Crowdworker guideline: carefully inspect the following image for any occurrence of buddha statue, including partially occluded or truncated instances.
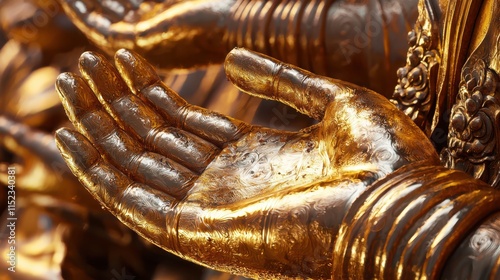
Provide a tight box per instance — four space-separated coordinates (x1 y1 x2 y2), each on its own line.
2 0 500 278
53 0 500 279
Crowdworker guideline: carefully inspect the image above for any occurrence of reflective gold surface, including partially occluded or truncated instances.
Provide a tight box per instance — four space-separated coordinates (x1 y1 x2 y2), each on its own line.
57 0 418 95
54 48 439 278
2 0 500 279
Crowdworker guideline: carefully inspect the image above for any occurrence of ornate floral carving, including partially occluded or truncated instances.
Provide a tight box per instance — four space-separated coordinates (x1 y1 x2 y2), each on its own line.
441 59 500 188
391 22 440 134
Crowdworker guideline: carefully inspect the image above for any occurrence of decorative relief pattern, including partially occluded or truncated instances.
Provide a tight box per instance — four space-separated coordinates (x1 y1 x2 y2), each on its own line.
441 59 500 188
391 22 440 134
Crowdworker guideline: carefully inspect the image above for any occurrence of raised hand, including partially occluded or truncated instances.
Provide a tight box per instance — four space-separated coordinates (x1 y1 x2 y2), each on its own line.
55 48 439 279
56 0 417 97
57 0 235 69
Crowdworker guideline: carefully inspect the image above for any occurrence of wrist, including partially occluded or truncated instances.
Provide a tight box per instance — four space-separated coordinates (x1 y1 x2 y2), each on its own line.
333 162 500 279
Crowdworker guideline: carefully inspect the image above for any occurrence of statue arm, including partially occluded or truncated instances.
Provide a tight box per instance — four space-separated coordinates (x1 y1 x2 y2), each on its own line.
57 0 417 94
332 161 500 279
54 47 500 279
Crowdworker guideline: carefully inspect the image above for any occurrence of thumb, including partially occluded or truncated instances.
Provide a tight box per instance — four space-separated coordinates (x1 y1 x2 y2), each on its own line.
224 48 345 120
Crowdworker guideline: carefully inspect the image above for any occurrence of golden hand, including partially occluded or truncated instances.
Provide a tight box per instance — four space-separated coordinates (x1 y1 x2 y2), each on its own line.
58 0 235 69
57 0 417 96
55 48 438 279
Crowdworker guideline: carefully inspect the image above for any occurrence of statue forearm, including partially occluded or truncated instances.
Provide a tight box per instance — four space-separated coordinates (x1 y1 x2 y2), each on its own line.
334 162 500 279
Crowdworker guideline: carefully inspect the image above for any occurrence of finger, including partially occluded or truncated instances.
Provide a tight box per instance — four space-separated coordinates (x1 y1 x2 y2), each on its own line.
0 115 65 169
60 0 231 69
224 48 340 120
56 72 196 198
55 128 174 246
114 49 250 147
78 51 220 173
58 0 135 52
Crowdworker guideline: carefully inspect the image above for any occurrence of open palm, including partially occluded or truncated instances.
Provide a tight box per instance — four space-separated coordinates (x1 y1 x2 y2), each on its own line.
55 48 438 279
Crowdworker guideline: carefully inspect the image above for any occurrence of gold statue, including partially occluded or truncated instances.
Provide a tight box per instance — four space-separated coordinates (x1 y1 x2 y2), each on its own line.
54 44 500 279
57 0 418 95
55 47 439 279
2 0 500 278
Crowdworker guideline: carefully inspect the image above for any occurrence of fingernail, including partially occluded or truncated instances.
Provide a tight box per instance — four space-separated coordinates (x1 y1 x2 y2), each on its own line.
56 72 99 118
79 51 100 72
115 49 159 93
55 128 100 171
